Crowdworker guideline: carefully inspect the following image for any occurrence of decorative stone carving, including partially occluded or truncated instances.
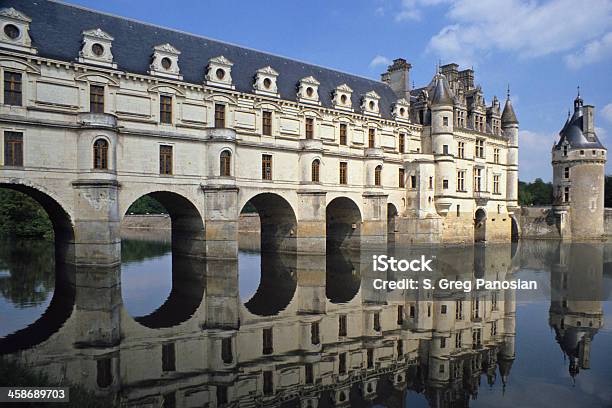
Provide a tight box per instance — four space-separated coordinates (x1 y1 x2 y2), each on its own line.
332 83 353 111
392 97 410 121
253 66 279 97
361 90 381 116
149 43 182 80
0 7 36 54
205 55 234 89
297 76 320 105
78 28 116 68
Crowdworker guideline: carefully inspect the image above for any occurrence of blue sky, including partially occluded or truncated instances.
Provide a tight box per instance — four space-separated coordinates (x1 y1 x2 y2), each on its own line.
67 0 612 181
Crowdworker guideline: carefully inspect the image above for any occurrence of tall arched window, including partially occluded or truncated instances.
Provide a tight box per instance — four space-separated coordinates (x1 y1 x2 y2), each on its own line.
311 159 320 182
93 138 108 169
220 150 231 177
374 165 382 186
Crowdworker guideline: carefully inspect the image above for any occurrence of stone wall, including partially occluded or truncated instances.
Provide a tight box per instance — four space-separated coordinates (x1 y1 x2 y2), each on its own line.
518 206 562 239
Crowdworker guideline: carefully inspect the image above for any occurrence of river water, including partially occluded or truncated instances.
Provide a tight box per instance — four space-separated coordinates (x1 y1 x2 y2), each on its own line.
0 238 611 407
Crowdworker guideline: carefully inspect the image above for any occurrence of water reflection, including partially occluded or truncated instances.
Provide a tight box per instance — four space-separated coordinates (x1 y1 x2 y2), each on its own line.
0 240 610 407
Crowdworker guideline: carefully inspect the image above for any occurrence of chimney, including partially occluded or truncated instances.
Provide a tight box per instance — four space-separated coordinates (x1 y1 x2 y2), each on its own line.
381 58 412 100
583 105 595 140
458 68 474 90
440 63 459 83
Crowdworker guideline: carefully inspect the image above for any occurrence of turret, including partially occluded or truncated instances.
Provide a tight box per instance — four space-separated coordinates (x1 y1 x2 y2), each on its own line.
551 89 607 239
502 87 519 209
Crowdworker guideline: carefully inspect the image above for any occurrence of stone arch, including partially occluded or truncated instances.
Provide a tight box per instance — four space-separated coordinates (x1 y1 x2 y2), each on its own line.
0 182 75 263
326 197 362 250
122 190 205 258
240 192 298 253
326 249 361 304
474 208 487 243
510 214 520 242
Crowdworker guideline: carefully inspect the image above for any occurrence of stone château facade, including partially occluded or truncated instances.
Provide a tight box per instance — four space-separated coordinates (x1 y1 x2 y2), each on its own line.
0 1 519 264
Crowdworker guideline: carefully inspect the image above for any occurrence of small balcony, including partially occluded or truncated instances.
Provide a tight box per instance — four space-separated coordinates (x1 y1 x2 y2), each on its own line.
205 128 236 141
78 112 117 129
300 138 323 151
473 190 490 206
365 147 384 158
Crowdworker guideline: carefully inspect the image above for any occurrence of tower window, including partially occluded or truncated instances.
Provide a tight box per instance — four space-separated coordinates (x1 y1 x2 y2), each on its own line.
159 145 173 175
563 145 568 156
93 138 109 170
305 117 314 139
441 305 447 314
373 312 381 332
262 154 272 180
399 168 405 188
443 116 448 126
580 150 584 156
564 186 570 203
442 144 449 155
397 305 404 325
339 162 348 185
399 133 406 153
311 159 320 182
220 150 231 177
440 337 446 348
90 85 105 113
374 165 382 186
564 167 569 178
443 179 449 189
368 128 375 148
262 110 272 136
3 72 22 106
410 175 417 189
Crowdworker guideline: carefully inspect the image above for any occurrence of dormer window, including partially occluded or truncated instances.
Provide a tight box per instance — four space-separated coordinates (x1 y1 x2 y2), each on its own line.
0 7 36 54
392 98 410 121
149 43 182 80
205 56 234 89
298 76 320 105
361 91 380 116
254 66 279 97
78 28 116 68
332 84 353 111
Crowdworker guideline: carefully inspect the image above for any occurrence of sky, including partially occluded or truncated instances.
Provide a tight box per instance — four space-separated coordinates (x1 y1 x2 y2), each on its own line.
66 0 612 182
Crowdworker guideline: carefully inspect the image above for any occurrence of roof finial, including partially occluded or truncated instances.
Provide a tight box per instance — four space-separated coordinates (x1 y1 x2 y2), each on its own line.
507 84 510 99
577 85 580 98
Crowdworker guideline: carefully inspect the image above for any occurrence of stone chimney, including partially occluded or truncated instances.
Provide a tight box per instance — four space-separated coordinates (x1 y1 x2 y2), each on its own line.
458 68 474 90
381 58 412 100
583 105 595 141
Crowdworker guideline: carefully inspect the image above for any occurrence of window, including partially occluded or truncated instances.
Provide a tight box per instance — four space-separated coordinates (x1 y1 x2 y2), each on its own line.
397 340 404 356
263 328 273 355
563 145 568 156
443 179 449 189
159 145 173 175
93 139 108 170
456 205 460 217
96 359 112 388
440 337 446 348
493 174 500 194
429 176 433 189
221 337 233 364
3 131 23 167
262 154 272 180
410 175 417 189
564 167 570 178
340 123 347 145
439 364 445 374
457 170 465 191
441 305 447 314
491 292 498 310
442 144 449 155
311 322 320 345
367 348 374 368
217 386 228 405
475 139 485 158
3 72 22 106
311 159 320 182
457 141 465 158
580 150 584 156
373 312 381 332
399 168 405 188
368 128 375 148
162 343 176 372
160 95 172 124
263 371 273 395
493 148 500 164
90 85 104 113
262 110 272 136
305 117 314 139
214 103 226 128
374 165 382 186
491 321 498 336
455 300 463 320
455 332 462 348
399 133 405 153
339 162 347 185
472 328 481 349
564 186 570 203
339 353 347 374
473 168 482 192
410 305 415 318
305 364 314 384
339 315 347 337
397 305 404 325
443 116 449 126
456 110 465 128
220 150 231 177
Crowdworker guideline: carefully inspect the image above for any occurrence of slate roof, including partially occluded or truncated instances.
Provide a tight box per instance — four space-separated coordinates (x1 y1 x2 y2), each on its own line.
501 98 518 125
2 0 400 118
555 98 605 150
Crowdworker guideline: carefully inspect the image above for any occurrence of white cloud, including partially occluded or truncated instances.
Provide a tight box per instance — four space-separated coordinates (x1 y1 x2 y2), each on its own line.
394 0 612 66
601 103 612 124
595 126 608 140
518 129 558 181
565 32 612 69
369 55 392 68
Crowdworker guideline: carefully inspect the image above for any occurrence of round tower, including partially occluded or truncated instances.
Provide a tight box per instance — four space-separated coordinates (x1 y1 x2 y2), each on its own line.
552 91 607 239
501 87 519 210
429 69 455 216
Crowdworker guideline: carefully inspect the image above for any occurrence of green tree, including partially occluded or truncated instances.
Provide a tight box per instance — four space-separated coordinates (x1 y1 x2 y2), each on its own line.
126 195 166 214
0 189 53 239
518 179 553 206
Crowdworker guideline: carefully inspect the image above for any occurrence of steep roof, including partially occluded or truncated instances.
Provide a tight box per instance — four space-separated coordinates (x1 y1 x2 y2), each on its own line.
501 98 518 125
430 72 454 106
3 0 399 118
555 103 605 150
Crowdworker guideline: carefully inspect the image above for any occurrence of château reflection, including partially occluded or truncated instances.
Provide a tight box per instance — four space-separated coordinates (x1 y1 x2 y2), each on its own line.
0 240 609 407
